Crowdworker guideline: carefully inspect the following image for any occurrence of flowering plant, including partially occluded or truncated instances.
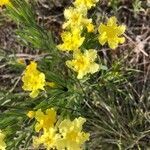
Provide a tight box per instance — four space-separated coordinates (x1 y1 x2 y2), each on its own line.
0 0 149 149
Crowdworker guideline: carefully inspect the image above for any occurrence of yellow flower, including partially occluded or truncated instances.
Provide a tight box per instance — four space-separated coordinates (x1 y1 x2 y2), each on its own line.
33 128 60 150
66 49 99 79
34 108 57 132
0 130 6 150
58 117 90 150
74 0 99 9
63 6 92 30
22 61 45 98
57 29 85 52
0 0 10 6
27 111 35 119
63 6 86 29
98 16 126 49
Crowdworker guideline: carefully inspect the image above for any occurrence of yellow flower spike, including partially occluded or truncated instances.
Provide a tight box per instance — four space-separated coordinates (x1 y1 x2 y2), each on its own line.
22 61 46 98
0 130 6 150
66 49 99 79
27 111 35 119
57 29 85 52
34 108 57 132
0 0 10 7
98 16 126 49
74 0 99 10
58 117 90 150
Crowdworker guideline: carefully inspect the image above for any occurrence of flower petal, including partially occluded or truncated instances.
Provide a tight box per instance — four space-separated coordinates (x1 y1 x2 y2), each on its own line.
108 40 118 49
89 63 100 73
117 25 126 35
107 16 117 26
98 33 107 45
98 24 107 33
85 49 97 62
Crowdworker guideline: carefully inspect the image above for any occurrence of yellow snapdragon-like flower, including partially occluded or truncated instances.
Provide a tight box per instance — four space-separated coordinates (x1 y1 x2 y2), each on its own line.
0 130 6 150
66 49 99 79
33 128 60 150
58 117 90 150
98 16 126 49
57 29 85 52
63 6 86 29
0 0 10 6
74 0 99 10
34 108 57 132
22 61 45 98
63 6 92 31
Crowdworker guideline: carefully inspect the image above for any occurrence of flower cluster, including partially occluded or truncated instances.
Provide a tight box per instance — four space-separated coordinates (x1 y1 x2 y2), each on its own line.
22 61 46 98
27 108 90 150
0 130 6 150
57 0 99 79
0 0 10 7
